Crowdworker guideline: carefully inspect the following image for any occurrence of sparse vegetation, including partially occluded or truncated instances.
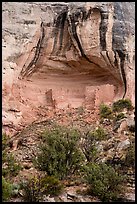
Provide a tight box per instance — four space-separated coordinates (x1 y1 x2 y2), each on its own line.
2 133 22 178
2 152 22 178
81 126 107 162
99 104 112 119
21 175 63 202
41 175 63 196
21 175 44 202
2 99 134 202
2 132 22 200
2 132 10 151
112 99 133 112
2 176 12 202
88 126 107 141
114 112 126 122
124 141 135 168
105 141 135 183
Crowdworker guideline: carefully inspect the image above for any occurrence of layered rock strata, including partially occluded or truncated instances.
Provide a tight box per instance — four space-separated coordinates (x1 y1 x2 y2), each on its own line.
2 2 135 134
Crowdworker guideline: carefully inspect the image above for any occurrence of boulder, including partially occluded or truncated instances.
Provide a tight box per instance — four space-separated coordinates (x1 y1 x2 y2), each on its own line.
117 139 130 150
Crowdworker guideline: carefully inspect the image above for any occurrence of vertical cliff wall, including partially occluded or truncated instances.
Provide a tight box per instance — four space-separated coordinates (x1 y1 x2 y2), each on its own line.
2 2 135 134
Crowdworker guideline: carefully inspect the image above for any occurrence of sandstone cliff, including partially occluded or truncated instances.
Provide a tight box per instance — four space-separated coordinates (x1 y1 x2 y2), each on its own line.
2 2 135 135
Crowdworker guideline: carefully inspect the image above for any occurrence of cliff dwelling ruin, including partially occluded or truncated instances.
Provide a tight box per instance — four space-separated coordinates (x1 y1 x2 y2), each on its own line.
2 2 135 133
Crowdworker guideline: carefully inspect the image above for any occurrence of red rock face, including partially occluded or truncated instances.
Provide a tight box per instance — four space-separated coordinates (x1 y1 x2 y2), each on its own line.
15 74 116 110
2 2 135 135
3 70 117 134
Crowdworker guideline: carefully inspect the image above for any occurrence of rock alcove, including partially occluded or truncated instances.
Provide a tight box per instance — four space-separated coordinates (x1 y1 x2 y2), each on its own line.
2 2 135 134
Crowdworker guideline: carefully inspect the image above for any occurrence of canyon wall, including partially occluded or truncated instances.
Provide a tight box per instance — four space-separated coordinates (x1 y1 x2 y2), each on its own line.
2 2 135 135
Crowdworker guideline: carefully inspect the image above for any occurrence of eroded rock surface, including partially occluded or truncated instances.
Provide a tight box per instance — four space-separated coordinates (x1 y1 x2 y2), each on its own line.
2 2 135 135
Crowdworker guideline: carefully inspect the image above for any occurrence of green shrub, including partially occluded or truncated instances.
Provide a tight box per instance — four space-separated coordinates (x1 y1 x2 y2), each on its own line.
124 142 135 168
99 104 112 119
41 176 63 196
35 125 85 179
113 113 126 127
82 143 98 163
2 152 22 178
81 127 107 162
112 99 133 112
2 133 10 151
114 113 126 122
21 175 44 202
21 175 63 202
2 133 22 178
2 176 12 201
84 162 126 202
105 142 135 173
88 126 107 141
